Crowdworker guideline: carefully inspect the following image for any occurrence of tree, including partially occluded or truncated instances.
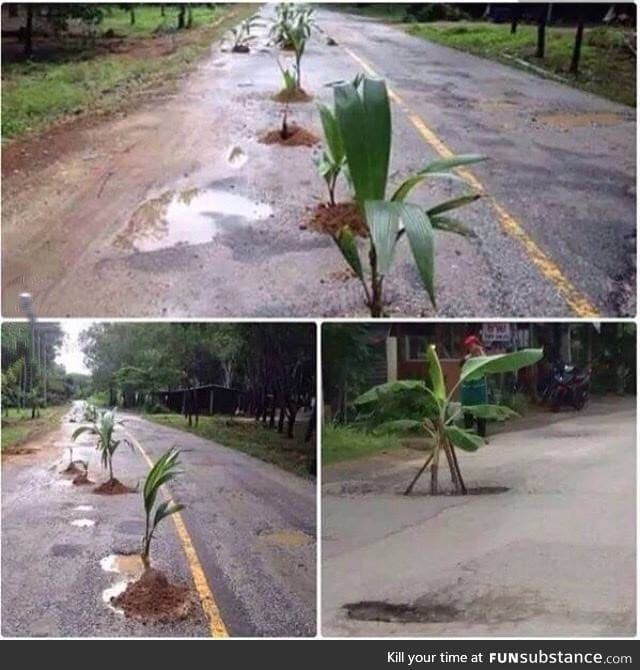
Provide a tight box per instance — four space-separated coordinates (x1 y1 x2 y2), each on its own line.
570 15 586 75
536 4 550 58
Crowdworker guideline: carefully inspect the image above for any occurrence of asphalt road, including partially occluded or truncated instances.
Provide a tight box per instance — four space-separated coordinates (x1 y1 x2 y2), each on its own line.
1 406 316 637
2 8 634 317
322 398 636 637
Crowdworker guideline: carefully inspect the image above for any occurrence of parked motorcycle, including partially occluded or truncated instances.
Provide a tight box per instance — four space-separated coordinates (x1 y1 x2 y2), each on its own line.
544 361 591 412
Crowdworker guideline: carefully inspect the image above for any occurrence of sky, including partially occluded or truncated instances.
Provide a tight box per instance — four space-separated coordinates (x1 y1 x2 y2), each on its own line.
56 320 96 375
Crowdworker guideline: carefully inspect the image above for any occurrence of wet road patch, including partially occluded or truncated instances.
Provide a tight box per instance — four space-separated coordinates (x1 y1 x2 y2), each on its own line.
534 111 624 129
258 528 314 546
114 186 272 253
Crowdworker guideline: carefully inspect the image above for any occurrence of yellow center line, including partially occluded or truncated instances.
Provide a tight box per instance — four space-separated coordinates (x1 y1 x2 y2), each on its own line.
342 46 599 318
123 427 229 639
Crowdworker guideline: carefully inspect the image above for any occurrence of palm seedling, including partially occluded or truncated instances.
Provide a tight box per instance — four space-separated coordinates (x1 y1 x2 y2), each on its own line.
355 345 543 495
71 408 129 484
314 103 346 205
141 447 184 566
320 76 488 316
229 15 259 53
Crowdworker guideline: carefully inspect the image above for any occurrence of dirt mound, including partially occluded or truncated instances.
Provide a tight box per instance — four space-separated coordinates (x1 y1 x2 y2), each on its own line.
272 88 313 103
308 202 368 237
62 461 85 475
260 125 319 147
73 473 93 486
112 568 191 622
93 478 135 495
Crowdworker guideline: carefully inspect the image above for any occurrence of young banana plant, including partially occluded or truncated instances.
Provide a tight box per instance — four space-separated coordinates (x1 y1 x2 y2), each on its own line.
71 408 129 483
355 345 543 494
141 448 184 566
325 76 487 316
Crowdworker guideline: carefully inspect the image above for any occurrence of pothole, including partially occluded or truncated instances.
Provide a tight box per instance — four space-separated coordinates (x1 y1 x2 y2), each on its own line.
100 552 145 615
70 518 95 528
407 486 511 497
534 111 623 129
345 600 460 624
113 187 272 253
258 528 314 546
50 543 83 557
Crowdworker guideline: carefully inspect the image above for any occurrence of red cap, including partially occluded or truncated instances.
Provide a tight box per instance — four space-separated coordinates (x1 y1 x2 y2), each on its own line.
464 335 480 347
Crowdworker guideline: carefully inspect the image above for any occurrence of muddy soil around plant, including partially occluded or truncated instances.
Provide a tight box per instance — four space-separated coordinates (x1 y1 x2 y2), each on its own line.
113 568 192 622
93 478 136 495
260 125 319 147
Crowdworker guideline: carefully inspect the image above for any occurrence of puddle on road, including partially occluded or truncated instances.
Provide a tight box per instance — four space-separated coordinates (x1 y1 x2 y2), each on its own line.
70 518 95 528
535 111 623 129
73 505 94 512
100 552 145 614
258 529 314 546
114 187 272 253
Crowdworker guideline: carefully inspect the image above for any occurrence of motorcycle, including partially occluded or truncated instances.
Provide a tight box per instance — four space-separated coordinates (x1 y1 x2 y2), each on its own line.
543 361 591 412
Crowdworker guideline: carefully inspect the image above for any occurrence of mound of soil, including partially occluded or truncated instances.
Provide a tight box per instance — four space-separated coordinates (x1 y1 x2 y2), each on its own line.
308 202 368 237
261 125 319 147
93 478 135 495
112 568 191 622
272 88 313 103
73 473 93 486
62 461 84 475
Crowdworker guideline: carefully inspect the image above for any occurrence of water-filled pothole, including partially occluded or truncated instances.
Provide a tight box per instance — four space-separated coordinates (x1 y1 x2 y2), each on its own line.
100 552 145 614
345 601 459 624
114 187 272 253
70 518 95 528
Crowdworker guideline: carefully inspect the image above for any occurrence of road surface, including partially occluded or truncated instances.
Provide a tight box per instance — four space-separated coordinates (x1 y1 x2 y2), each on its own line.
322 398 636 637
1 406 316 637
2 7 635 317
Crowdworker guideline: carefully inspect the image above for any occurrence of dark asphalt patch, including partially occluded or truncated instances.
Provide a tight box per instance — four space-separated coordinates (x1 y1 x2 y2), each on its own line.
116 520 146 535
345 600 459 624
50 543 84 557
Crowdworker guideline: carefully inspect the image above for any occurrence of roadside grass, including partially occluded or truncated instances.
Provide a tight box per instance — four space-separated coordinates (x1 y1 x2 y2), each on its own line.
322 423 404 465
1 4 255 139
406 22 635 106
1 405 68 453
144 413 313 478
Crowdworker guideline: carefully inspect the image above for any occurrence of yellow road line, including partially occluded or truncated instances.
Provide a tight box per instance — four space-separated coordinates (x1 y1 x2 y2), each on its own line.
342 47 599 318
124 428 229 639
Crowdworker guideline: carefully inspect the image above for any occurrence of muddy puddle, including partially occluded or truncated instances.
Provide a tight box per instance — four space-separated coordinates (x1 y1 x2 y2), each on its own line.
100 552 145 614
114 187 272 253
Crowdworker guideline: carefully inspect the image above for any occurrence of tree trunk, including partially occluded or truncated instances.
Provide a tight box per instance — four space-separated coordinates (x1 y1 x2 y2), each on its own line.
178 6 186 29
304 401 316 443
130 8 136 26
569 20 585 75
287 407 297 438
187 5 193 29
536 7 548 58
278 403 286 433
404 453 433 495
24 4 33 57
161 4 165 17
430 462 438 495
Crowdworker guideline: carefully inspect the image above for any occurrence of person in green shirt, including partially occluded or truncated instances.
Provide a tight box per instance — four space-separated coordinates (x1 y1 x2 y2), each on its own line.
460 335 488 438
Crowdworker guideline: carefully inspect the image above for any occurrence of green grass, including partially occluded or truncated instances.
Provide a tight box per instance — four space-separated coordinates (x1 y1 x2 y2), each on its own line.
322 423 404 465
406 22 635 106
2 5 254 138
100 5 219 38
1 405 68 452
144 412 313 478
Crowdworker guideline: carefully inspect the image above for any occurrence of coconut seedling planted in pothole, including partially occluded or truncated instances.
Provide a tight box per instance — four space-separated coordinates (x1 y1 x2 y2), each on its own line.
228 15 259 53
354 345 543 495
110 448 190 621
72 408 134 494
314 75 488 317
272 5 313 102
